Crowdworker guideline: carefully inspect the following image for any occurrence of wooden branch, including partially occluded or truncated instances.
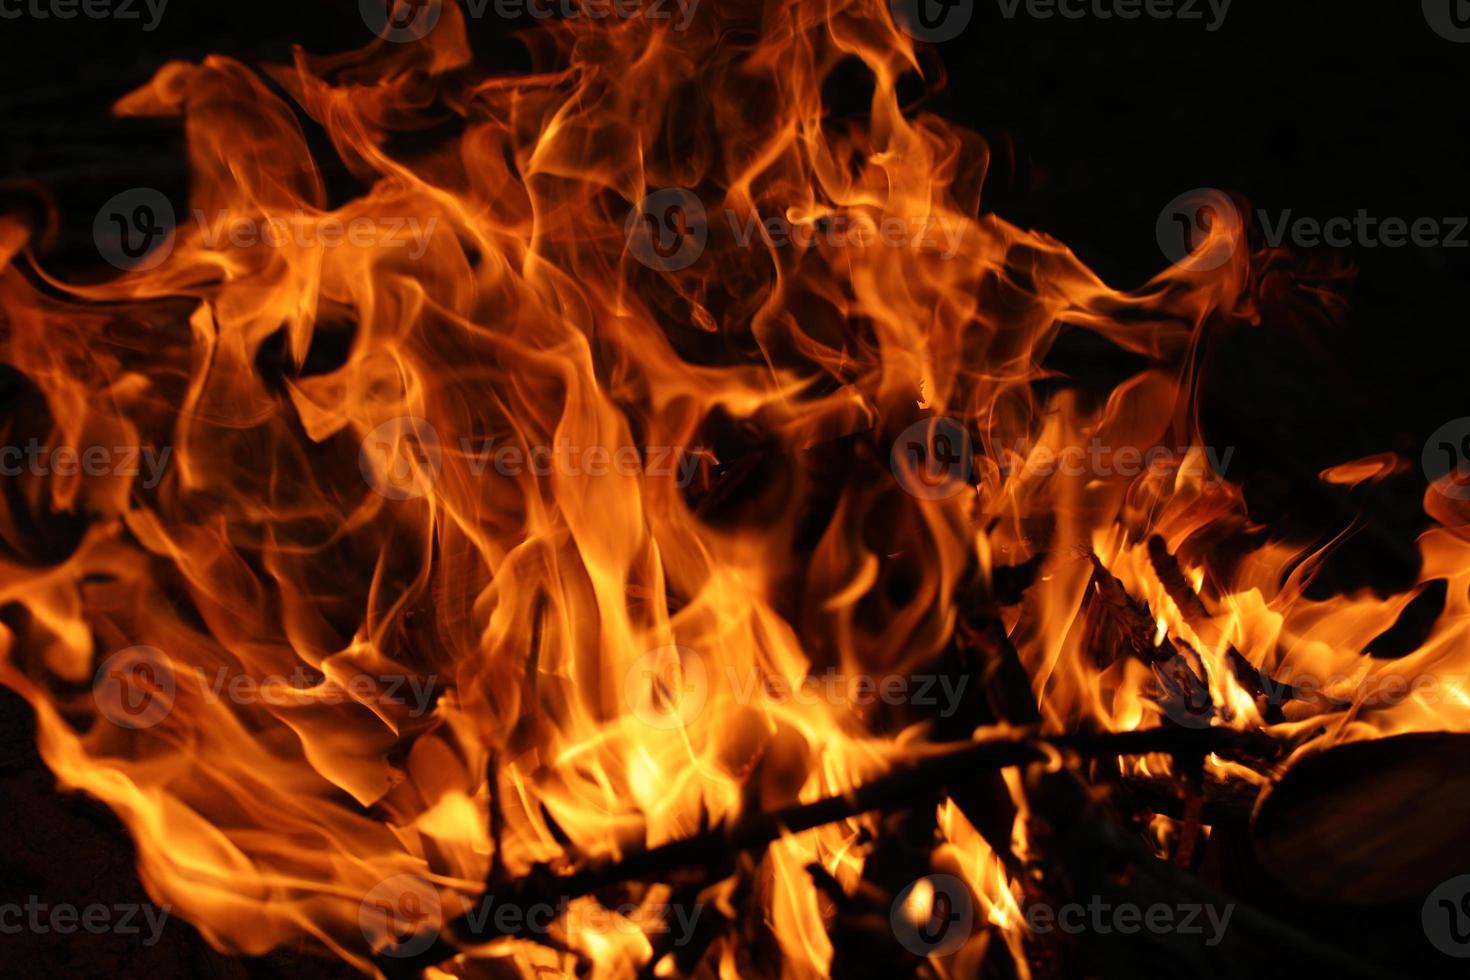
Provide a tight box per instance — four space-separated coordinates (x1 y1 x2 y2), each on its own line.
376 726 1280 976
1113 772 1260 828
1146 535 1350 718
1084 552 1217 727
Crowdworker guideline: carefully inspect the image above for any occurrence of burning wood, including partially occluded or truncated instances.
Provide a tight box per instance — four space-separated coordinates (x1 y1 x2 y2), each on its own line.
384 727 1279 971
1144 535 1349 723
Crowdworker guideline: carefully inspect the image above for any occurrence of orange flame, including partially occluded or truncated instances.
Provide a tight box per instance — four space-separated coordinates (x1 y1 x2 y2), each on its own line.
0 2 1466 977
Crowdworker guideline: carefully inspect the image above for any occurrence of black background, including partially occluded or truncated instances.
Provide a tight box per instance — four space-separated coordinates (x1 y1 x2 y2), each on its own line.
0 1 1466 976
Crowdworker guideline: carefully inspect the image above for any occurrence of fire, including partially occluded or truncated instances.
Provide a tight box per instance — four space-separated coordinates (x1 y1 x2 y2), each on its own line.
1 1 1467 977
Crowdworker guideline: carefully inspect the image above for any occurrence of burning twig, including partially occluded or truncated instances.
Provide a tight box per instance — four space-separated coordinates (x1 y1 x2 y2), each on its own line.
1145 536 1350 720
1112 772 1259 829
1084 552 1216 727
378 726 1281 975
1171 758 1205 870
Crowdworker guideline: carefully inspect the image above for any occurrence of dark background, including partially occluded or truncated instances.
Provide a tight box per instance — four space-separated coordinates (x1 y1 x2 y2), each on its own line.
0 1 1466 976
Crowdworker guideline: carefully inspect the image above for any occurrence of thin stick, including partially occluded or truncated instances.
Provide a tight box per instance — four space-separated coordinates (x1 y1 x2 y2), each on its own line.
378 726 1276 975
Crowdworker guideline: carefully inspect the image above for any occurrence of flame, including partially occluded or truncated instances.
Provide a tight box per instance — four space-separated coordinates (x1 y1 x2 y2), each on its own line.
1 1 1466 977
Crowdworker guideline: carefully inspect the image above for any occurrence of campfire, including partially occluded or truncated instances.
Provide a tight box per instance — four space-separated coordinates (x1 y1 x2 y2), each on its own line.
2 1 1468 977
